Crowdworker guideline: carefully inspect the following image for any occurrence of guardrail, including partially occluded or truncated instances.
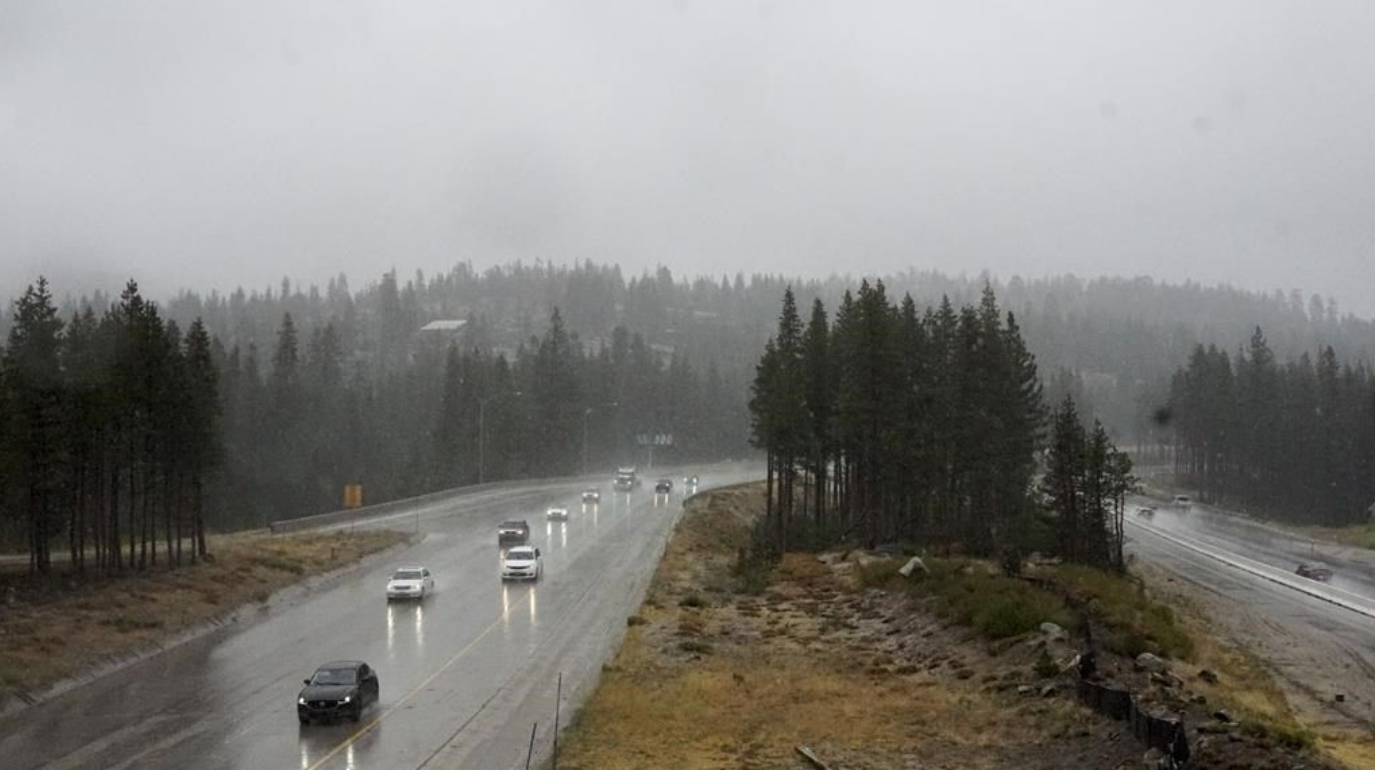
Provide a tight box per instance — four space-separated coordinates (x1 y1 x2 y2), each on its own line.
268 486 477 535
267 477 569 536
1125 517 1375 620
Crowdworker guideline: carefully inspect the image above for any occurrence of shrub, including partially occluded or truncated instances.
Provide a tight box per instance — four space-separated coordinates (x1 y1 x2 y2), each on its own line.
627 615 648 627
731 547 776 595
858 559 901 588
679 593 707 608
903 559 1075 642
1051 564 1195 660
1034 647 1059 679
678 640 713 655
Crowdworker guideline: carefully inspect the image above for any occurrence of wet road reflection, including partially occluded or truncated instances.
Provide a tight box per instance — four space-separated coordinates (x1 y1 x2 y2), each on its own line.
0 465 760 770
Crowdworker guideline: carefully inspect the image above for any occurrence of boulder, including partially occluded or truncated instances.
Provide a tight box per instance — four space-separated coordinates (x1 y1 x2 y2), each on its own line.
1196 668 1219 684
1039 621 1068 641
1135 652 1168 673
898 556 929 578
817 552 843 566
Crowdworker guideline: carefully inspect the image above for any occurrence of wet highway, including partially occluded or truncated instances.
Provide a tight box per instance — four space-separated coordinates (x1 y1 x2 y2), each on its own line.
0 465 759 770
1125 496 1375 728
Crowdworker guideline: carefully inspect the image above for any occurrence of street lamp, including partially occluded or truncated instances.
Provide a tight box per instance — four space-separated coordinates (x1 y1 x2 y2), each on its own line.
581 401 619 476
479 391 523 485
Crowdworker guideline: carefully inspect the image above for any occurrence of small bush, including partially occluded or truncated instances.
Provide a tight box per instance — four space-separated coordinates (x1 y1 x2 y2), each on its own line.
678 640 713 655
903 559 1075 642
1052 564 1195 660
857 559 901 588
1034 647 1059 679
731 548 776 595
679 593 707 609
999 547 1023 578
1240 718 1316 750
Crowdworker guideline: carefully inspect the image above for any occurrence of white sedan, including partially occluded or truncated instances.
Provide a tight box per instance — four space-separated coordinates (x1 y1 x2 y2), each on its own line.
386 567 435 600
546 506 569 521
501 546 543 581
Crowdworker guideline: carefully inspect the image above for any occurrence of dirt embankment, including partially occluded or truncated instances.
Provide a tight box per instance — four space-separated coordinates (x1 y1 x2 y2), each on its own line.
0 529 410 710
557 484 1354 770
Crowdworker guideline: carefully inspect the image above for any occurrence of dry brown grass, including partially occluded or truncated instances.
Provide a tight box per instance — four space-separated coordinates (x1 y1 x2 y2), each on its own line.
561 632 1056 770
0 530 408 705
558 484 1088 770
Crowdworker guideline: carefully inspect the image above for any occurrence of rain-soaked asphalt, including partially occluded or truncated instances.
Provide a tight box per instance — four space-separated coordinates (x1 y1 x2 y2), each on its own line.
1125 496 1375 727
0 464 760 770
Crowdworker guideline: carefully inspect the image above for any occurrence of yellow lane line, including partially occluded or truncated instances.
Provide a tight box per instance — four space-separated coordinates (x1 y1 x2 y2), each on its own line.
303 591 530 770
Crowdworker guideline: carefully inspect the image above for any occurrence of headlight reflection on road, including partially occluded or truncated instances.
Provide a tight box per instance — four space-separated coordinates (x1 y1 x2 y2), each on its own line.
386 605 396 651
559 522 567 548
346 743 357 770
530 586 538 624
546 521 553 541
415 603 425 648
501 585 512 633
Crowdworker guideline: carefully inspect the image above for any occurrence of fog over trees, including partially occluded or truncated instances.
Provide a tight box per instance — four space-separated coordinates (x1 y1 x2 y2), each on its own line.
3 260 1375 570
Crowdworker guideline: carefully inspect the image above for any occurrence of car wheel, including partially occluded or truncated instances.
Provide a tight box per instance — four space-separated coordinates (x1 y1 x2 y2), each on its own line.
299 716 309 726
352 703 362 722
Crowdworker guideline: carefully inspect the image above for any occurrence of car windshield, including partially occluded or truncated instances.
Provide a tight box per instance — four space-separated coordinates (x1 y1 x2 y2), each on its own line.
507 549 535 560
392 570 423 581
500 522 525 529
311 668 357 685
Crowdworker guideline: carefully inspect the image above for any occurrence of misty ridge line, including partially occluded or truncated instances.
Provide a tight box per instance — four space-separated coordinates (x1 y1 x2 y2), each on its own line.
3 258 1373 449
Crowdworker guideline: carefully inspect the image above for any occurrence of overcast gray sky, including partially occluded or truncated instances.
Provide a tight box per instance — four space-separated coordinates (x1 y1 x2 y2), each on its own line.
3 1 1374 313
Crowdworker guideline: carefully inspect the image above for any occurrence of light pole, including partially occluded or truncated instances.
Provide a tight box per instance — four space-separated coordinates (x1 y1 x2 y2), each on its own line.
479 391 523 485
581 401 619 476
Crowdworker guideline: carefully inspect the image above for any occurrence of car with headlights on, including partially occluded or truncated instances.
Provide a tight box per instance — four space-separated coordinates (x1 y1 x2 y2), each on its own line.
297 661 379 724
582 487 601 504
654 478 673 494
385 566 434 601
501 545 543 581
546 506 569 521
498 520 530 544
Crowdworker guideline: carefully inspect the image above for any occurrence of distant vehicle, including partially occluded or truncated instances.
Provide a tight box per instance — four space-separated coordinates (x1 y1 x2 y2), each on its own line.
613 466 640 492
582 487 601 504
385 566 434 601
1134 506 1156 518
546 506 569 521
298 661 379 724
501 545 543 581
498 520 530 544
1296 562 1333 582
1172 495 1192 508
655 478 673 494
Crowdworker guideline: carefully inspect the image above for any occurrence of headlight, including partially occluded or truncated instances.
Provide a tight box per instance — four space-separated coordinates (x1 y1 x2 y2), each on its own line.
298 697 306 705
341 695 352 704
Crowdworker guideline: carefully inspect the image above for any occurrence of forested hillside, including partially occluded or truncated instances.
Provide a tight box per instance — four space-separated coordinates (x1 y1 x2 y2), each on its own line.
4 260 1374 561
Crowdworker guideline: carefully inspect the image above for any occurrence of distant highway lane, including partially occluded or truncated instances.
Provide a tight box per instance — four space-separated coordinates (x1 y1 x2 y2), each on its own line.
0 464 761 770
1125 497 1375 728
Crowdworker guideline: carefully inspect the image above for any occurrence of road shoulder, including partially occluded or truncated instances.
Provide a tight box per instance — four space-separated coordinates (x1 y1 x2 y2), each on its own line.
0 529 413 715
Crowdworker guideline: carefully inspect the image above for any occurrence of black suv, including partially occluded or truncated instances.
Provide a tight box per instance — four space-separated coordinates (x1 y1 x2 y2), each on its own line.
655 479 672 494
498 520 530 544
298 661 379 724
